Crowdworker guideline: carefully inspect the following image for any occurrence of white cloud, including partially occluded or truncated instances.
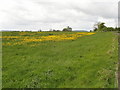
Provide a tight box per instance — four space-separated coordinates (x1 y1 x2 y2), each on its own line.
0 0 119 31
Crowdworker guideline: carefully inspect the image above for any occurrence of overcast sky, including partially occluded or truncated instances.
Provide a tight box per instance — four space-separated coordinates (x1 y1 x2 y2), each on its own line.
0 0 119 31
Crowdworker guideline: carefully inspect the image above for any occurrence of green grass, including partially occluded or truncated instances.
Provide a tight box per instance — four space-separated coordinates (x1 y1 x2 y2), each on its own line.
2 31 118 88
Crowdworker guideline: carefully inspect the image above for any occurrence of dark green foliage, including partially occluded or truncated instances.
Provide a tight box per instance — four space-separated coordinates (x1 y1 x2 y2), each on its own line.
93 22 118 32
63 26 72 31
115 27 120 33
53 30 60 32
93 28 97 32
98 22 106 30
90 30 92 32
93 22 106 32
105 27 115 32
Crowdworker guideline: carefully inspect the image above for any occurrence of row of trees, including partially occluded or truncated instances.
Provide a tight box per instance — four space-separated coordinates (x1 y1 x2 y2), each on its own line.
38 22 120 32
38 26 72 32
93 22 120 32
47 26 72 32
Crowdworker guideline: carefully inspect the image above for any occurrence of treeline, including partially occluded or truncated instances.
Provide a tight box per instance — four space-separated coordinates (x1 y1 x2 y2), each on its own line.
38 26 72 32
49 26 72 32
38 22 120 32
93 22 120 32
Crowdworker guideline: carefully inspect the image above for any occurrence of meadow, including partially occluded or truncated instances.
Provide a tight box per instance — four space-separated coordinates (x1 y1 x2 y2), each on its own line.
2 31 118 88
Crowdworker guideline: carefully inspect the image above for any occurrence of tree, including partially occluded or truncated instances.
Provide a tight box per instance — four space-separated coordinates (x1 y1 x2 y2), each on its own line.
53 29 56 31
90 30 92 32
93 22 100 31
106 27 115 31
63 26 72 31
93 28 97 32
115 27 120 32
98 22 106 30
118 27 120 32
38 29 42 32
93 22 106 32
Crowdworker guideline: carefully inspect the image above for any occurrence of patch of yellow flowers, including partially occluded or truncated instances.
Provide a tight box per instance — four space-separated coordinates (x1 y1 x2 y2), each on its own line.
2 32 95 46
0 36 20 39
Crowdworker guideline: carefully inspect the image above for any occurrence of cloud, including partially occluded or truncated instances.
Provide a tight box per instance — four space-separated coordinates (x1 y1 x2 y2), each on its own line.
72 2 118 19
0 0 119 31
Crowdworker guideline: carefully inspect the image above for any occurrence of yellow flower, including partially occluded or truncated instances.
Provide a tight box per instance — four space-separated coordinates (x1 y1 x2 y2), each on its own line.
2 32 95 46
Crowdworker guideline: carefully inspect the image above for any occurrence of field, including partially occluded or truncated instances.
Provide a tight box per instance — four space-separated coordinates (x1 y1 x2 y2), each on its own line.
2 31 118 88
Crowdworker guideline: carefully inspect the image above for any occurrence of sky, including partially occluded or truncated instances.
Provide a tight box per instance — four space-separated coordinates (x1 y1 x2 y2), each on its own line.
0 0 119 31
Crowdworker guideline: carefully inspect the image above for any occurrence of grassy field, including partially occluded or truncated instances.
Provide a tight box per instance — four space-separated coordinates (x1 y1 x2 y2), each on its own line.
2 31 118 88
